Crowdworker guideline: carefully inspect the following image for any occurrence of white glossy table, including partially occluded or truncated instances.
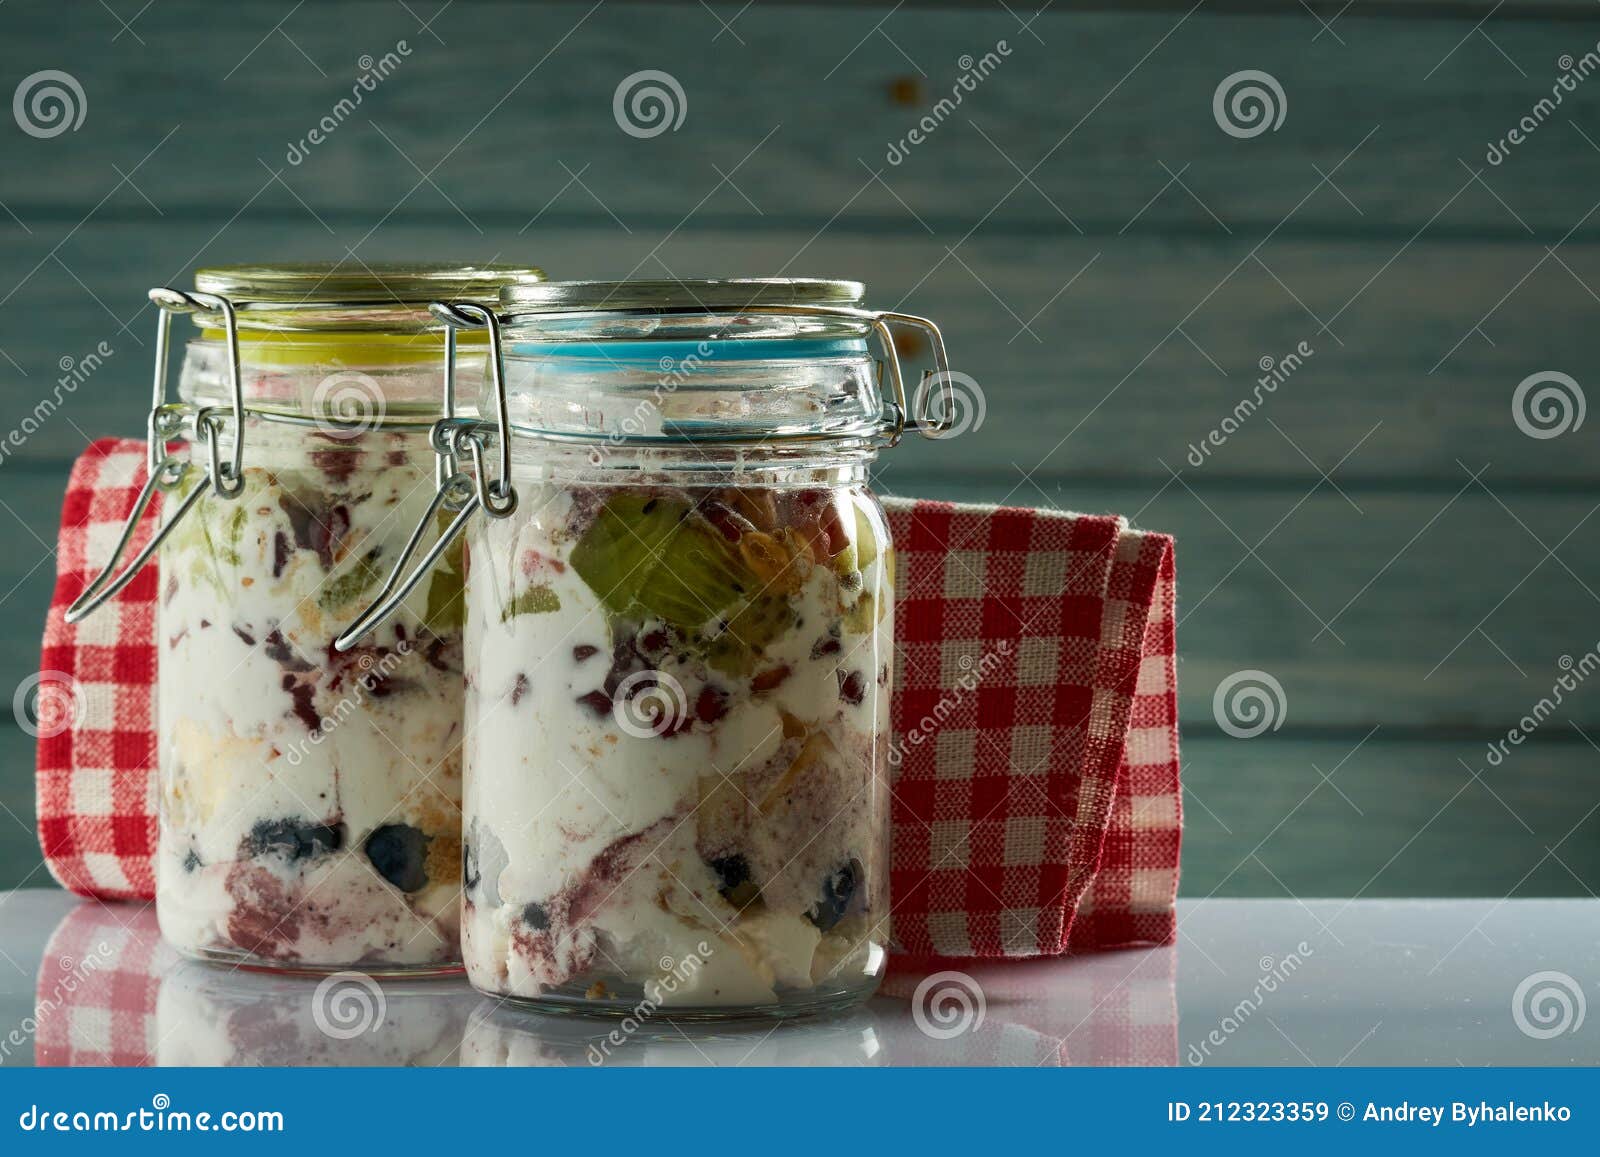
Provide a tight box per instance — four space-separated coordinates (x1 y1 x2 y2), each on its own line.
0 891 1594 1066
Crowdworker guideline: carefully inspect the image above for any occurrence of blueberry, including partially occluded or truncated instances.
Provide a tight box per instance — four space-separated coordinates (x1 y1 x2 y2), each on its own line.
521 902 550 931
182 849 202 873
245 818 345 862
709 854 750 892
709 854 759 909
807 858 863 931
364 824 430 892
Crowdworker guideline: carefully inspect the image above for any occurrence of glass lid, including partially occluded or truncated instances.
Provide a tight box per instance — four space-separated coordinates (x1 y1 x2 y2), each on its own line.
500 278 865 313
184 261 545 332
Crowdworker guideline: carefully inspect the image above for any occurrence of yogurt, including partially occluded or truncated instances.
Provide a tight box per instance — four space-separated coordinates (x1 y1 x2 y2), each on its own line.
156 427 465 970
459 479 893 1013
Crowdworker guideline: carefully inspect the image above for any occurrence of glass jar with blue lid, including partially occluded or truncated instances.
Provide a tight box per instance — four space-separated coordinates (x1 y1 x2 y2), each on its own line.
343 277 951 1016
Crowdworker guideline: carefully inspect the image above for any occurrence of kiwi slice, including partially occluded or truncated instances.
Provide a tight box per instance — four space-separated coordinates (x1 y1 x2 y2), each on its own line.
318 547 384 612
422 511 466 632
852 500 881 573
704 592 798 677
501 584 561 621
571 491 756 632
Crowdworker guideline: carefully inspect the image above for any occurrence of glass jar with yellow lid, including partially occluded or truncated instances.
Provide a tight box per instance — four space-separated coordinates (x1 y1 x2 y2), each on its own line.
69 262 543 974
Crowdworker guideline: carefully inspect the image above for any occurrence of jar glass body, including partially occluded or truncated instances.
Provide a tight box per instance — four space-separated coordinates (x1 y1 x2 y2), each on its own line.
155 336 472 972
460 328 895 1016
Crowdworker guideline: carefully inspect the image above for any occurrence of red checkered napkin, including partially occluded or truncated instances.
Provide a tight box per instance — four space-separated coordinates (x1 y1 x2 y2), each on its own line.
36 440 1181 958
883 499 1180 958
34 900 172 1066
36 440 160 901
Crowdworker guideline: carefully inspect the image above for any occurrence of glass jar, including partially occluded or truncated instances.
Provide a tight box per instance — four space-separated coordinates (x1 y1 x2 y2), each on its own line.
346 279 950 1015
69 263 543 974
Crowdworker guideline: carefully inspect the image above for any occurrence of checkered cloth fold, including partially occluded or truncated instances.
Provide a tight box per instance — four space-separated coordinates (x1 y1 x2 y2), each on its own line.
884 500 1180 956
36 439 1181 958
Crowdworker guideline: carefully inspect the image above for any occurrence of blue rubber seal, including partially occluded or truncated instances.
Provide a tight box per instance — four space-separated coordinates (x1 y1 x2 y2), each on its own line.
506 337 869 369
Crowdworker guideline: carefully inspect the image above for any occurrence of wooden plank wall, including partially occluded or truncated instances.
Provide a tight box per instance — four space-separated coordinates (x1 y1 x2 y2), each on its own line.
1 0 1597 898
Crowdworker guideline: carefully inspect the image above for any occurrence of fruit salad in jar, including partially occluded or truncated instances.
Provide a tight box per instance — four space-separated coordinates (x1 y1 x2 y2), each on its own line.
460 478 893 1013
156 425 467 971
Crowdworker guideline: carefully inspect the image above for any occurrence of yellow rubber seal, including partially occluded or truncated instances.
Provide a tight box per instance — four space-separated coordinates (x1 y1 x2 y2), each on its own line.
197 328 489 368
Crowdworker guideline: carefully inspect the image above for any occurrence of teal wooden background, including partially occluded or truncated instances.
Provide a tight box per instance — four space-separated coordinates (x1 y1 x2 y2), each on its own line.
1 0 1597 898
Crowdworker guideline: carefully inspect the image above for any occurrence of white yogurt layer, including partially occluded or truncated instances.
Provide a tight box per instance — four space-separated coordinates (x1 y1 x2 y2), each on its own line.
156 429 465 969
460 479 892 1009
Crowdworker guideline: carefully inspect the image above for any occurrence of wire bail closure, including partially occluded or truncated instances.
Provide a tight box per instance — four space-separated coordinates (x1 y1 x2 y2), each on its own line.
64 288 247 624
332 302 519 651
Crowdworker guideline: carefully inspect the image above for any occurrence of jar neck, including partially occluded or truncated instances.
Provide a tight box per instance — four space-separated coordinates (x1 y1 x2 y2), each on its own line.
504 438 876 488
493 351 885 446
178 333 477 419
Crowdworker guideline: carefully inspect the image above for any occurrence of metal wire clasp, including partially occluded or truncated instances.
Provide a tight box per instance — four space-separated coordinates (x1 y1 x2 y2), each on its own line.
64 288 247 624
332 301 520 650
868 310 952 444
688 304 951 445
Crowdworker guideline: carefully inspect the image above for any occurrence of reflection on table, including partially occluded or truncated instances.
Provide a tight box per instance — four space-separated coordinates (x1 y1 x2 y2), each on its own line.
29 899 1176 1067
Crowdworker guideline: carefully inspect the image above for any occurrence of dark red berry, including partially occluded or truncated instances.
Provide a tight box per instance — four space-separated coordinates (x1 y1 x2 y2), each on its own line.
839 670 866 705
698 498 755 543
695 685 729 724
